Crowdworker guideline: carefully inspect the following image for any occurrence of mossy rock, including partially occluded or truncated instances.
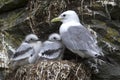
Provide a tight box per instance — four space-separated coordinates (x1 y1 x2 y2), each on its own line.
0 0 28 13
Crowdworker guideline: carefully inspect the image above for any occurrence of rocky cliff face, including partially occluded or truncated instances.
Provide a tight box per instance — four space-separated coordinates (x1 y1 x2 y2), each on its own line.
0 0 120 80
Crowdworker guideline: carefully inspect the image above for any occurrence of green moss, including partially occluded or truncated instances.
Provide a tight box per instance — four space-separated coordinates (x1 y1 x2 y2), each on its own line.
91 19 106 27
105 27 119 42
107 27 119 37
0 0 12 5
3 31 22 47
0 0 27 13
102 38 110 42
117 38 120 42
104 27 120 44
6 10 23 26
0 10 24 31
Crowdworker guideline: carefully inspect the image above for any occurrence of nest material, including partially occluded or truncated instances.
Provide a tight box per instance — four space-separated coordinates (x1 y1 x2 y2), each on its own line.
6 60 91 80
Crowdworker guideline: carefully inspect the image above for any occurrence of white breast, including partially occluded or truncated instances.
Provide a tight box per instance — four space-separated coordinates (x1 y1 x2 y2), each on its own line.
31 41 42 53
59 21 81 33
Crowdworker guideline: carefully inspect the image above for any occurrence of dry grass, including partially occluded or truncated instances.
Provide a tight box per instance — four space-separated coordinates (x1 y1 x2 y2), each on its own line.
6 60 91 80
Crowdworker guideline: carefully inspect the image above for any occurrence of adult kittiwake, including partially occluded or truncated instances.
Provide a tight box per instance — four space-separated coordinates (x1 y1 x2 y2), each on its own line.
51 10 112 73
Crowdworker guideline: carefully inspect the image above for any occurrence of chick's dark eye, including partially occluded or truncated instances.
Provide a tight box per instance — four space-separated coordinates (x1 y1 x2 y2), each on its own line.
30 38 33 41
63 14 66 17
30 54 33 57
53 37 56 40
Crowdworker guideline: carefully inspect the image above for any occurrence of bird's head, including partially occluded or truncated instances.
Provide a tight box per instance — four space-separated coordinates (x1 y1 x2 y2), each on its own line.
25 34 39 43
48 33 61 41
51 10 80 23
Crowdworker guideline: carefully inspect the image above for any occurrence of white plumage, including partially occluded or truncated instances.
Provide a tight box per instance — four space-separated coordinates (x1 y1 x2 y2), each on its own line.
10 34 42 69
38 33 65 60
51 10 102 58
51 10 112 73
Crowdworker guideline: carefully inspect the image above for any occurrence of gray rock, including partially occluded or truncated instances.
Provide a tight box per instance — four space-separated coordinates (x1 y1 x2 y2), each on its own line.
0 0 28 14
0 70 4 80
92 64 120 80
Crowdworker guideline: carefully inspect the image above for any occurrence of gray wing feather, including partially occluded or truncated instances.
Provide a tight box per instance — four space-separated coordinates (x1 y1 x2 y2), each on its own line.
12 42 34 61
16 42 31 52
39 41 64 58
41 41 62 52
61 26 100 53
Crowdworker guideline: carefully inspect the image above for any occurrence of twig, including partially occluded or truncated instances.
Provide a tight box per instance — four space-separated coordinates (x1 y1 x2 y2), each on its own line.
104 0 111 20
81 0 84 23
28 17 36 34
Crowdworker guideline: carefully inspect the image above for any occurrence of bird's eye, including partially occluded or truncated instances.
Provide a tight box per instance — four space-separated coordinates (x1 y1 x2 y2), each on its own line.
53 37 57 40
30 38 33 40
31 54 33 57
95 54 98 57
63 14 66 17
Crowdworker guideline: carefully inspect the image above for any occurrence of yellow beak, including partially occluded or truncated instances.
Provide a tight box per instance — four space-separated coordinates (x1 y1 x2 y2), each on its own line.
51 17 62 22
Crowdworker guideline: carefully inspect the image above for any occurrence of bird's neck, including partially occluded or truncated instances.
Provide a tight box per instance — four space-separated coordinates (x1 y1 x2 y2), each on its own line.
60 21 81 33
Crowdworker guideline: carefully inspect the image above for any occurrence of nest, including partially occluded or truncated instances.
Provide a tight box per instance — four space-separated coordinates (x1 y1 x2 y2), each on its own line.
6 60 91 80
